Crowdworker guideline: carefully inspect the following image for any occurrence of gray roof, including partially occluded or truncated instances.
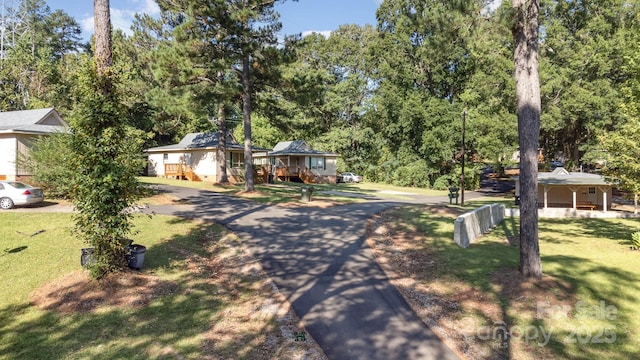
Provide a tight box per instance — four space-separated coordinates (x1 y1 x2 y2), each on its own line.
269 140 338 157
531 167 612 186
0 108 68 134
146 132 268 152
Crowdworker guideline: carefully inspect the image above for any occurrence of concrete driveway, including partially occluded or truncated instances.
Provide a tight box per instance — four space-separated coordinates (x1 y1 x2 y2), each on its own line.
145 185 464 359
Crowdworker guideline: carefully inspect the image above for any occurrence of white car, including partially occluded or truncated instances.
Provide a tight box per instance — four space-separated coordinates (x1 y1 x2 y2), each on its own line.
0 181 45 209
341 172 362 183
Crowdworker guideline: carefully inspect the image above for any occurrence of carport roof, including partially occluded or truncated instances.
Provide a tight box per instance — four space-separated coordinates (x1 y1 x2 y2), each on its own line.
516 167 613 186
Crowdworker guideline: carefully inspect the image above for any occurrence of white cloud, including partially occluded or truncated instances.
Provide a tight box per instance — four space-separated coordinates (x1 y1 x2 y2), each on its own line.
141 0 161 15
80 15 94 34
302 30 332 39
110 8 136 36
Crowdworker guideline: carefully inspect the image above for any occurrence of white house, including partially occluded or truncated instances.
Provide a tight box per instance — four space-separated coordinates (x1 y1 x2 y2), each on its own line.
0 108 68 181
145 131 268 183
260 140 340 184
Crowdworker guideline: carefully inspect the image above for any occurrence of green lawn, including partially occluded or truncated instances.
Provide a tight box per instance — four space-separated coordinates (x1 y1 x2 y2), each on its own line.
139 176 448 203
378 201 640 359
0 213 317 359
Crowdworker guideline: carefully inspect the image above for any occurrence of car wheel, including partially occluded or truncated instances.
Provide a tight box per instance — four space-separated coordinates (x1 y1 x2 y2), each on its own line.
0 197 14 210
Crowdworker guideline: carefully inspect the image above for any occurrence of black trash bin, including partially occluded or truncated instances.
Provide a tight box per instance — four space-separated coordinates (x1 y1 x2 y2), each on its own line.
81 247 95 267
127 244 147 270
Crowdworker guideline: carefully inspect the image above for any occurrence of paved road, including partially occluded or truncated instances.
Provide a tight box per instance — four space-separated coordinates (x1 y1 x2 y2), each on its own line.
143 185 478 360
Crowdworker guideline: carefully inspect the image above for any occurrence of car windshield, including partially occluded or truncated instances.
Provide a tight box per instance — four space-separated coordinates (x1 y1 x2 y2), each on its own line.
7 182 28 189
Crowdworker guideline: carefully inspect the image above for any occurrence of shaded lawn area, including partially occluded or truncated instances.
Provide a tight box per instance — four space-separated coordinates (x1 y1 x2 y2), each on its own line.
0 213 324 360
139 176 451 205
368 203 640 360
139 176 368 205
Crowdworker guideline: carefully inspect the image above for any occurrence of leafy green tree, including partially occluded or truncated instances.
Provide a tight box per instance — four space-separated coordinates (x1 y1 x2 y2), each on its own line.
27 133 75 198
461 4 518 171
599 121 640 213
372 0 482 186
0 0 81 111
539 0 633 167
68 0 147 279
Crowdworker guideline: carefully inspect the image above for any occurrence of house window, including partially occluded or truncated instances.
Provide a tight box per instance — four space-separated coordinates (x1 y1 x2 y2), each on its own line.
309 157 325 170
163 153 168 161
230 152 244 168
588 187 596 194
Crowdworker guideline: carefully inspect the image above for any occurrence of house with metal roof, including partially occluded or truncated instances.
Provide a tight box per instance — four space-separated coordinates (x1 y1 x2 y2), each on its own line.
258 140 340 184
514 167 614 211
0 108 68 181
145 131 268 183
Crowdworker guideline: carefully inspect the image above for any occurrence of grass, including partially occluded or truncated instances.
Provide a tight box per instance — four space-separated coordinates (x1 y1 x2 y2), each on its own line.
138 176 439 204
370 203 640 359
0 213 323 359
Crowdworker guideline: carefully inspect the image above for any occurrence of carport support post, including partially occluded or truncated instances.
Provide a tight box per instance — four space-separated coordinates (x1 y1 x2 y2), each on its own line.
598 186 608 212
543 185 549 209
569 186 579 210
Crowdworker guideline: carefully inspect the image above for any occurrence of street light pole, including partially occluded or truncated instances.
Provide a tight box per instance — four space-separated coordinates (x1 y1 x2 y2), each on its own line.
461 109 466 206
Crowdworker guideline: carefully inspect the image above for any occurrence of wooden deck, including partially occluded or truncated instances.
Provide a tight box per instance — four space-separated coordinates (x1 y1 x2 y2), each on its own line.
164 163 201 182
275 166 317 183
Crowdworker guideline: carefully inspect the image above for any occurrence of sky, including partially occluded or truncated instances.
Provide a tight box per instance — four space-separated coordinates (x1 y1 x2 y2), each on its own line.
44 0 382 41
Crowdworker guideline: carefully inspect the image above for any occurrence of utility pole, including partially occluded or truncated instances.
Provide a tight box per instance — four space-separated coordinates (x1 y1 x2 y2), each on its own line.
461 109 466 206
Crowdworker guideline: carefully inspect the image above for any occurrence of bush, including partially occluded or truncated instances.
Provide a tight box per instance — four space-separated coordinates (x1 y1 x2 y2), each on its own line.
631 231 640 250
26 133 75 199
391 160 433 188
69 60 147 279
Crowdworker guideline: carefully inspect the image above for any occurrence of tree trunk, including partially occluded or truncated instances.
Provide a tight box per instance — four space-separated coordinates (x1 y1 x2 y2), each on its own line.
94 0 112 77
216 99 229 184
242 55 254 192
513 0 542 278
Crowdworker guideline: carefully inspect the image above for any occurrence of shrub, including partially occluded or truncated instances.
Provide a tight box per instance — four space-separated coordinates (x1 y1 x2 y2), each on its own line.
69 60 147 279
631 231 640 250
25 133 75 199
391 161 432 188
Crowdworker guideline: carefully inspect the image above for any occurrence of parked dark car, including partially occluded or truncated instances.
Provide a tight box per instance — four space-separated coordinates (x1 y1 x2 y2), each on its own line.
0 181 45 209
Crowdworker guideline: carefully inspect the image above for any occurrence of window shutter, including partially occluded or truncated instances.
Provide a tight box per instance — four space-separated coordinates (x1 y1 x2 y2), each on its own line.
229 153 233 167
309 157 312 169
324 157 326 170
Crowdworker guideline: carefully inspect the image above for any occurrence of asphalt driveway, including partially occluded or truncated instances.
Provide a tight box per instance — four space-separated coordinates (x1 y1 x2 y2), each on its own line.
145 185 463 360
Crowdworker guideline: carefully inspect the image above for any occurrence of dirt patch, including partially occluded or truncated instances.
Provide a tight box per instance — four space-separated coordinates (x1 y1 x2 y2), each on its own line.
277 200 343 209
141 193 190 205
367 205 576 360
30 271 179 313
235 190 265 197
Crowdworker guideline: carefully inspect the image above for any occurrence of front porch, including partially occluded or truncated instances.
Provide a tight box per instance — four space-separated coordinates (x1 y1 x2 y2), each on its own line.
275 165 318 184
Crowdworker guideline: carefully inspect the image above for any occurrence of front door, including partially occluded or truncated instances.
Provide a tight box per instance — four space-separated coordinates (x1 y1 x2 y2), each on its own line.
587 187 597 205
